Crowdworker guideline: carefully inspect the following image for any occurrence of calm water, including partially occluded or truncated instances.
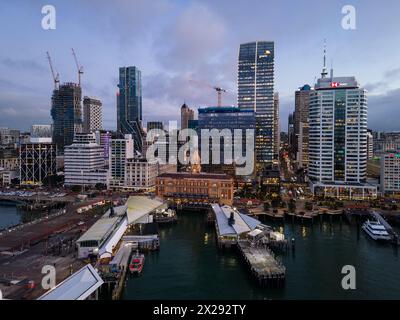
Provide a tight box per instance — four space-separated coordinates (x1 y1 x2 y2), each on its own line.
123 212 397 299
0 203 21 229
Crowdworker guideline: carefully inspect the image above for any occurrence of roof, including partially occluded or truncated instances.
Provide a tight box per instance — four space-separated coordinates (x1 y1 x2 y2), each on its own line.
77 216 120 244
157 172 232 181
126 196 166 225
248 229 263 237
102 205 127 218
38 264 103 300
198 106 254 114
212 204 261 236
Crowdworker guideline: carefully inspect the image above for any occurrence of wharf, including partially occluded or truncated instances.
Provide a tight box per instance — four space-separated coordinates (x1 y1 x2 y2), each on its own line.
237 241 285 287
109 242 133 300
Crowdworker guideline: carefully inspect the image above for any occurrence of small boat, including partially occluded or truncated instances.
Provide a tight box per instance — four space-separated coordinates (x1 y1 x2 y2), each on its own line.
362 220 391 241
129 251 145 274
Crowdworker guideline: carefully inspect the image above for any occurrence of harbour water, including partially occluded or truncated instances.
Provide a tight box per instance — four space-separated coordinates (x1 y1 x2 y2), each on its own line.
123 211 400 300
0 203 21 230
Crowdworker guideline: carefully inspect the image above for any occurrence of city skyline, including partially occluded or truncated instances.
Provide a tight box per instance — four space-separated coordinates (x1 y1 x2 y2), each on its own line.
1 1 400 133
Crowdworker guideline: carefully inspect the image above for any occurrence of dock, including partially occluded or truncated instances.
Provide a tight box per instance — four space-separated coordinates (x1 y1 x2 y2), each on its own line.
109 242 133 300
237 240 285 287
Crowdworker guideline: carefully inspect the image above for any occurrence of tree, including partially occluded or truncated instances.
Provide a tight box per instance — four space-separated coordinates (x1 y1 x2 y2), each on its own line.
71 185 82 193
95 183 107 191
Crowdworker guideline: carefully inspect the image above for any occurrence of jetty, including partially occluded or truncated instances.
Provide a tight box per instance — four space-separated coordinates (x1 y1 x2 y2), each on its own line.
238 240 285 287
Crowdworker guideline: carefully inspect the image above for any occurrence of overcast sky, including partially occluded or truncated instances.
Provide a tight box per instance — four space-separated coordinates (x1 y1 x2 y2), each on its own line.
1 0 400 132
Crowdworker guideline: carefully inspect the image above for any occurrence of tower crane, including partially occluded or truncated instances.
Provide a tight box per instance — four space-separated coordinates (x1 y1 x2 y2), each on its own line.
71 48 84 86
46 51 60 90
189 79 227 107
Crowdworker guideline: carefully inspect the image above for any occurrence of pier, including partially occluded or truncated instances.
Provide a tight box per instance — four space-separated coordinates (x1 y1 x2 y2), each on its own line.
237 240 285 287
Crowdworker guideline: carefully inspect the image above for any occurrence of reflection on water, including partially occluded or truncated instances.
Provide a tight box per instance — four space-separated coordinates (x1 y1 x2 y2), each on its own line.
123 211 400 300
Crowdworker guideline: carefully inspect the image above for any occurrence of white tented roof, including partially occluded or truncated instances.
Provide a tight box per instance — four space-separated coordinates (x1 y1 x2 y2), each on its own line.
38 264 103 300
126 196 166 225
76 216 120 243
212 204 261 236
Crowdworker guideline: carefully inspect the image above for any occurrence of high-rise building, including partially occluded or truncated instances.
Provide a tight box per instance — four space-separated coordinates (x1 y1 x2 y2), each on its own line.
83 96 102 133
308 72 376 198
51 83 82 152
109 134 134 189
294 84 311 168
180 103 194 130
380 150 400 195
64 133 109 187
273 92 280 160
238 41 275 167
20 140 56 186
198 106 255 175
117 66 143 152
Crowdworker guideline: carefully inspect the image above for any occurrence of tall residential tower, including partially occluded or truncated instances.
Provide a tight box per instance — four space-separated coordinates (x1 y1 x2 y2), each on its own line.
117 66 143 153
83 96 102 133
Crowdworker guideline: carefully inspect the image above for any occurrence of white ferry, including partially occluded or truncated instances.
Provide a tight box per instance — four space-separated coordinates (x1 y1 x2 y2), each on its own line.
362 220 391 241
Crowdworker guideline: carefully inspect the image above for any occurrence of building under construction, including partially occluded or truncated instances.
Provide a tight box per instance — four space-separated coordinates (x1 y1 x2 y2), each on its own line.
47 50 84 153
19 140 57 186
51 82 83 152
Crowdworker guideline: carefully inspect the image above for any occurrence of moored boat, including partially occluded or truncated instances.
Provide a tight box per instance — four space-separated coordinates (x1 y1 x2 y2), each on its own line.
129 251 145 274
362 220 391 241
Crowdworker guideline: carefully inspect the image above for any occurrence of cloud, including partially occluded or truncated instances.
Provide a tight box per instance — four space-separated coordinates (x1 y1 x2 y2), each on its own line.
368 88 400 131
154 3 227 71
2 58 46 72
0 93 51 130
384 67 400 79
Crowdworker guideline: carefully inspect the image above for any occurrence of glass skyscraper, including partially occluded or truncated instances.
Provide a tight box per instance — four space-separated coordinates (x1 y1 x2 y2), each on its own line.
117 66 143 152
238 41 276 167
198 106 255 175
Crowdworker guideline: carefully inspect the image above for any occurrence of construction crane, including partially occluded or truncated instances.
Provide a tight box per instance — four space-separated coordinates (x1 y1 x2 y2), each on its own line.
214 86 227 107
46 51 60 90
189 79 227 107
71 48 83 86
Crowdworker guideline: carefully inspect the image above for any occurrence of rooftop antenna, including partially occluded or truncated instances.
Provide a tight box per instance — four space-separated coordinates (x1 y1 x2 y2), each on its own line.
330 58 334 80
71 48 84 86
46 51 60 90
321 39 328 78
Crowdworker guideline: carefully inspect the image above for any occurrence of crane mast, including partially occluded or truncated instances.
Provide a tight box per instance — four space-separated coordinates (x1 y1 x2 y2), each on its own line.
71 48 83 86
46 51 60 90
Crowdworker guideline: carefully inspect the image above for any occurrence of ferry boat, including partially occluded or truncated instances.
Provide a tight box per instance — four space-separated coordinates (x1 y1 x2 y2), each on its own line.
129 251 145 274
362 220 391 241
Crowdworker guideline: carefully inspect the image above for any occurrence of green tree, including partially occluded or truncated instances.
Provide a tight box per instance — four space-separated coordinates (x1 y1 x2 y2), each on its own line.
71 185 82 193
